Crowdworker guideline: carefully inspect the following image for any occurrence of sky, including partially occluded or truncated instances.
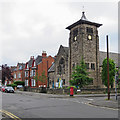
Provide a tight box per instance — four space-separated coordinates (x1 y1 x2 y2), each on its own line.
0 0 118 66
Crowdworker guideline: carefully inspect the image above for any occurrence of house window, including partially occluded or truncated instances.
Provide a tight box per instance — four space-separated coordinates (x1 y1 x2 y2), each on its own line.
25 80 28 86
91 63 95 70
25 71 28 77
85 63 89 69
14 74 16 79
33 70 36 76
18 73 21 78
31 79 36 87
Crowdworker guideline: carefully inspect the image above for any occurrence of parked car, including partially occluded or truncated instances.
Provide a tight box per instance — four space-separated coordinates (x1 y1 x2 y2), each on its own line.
1 86 6 92
5 87 14 93
17 85 23 89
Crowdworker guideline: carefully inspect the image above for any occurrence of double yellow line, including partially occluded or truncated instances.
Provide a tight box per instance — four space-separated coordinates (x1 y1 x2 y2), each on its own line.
0 110 22 120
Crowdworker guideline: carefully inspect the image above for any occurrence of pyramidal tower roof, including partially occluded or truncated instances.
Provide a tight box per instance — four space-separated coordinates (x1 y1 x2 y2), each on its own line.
66 11 102 30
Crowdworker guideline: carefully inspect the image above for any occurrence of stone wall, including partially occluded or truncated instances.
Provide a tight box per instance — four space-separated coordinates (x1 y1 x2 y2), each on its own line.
54 45 69 87
20 87 120 94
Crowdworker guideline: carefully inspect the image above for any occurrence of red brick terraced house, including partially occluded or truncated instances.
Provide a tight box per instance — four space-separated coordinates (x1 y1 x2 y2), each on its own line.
12 63 25 83
24 51 55 88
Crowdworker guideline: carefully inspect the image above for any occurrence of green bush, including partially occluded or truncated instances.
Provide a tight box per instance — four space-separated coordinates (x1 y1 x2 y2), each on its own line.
14 81 25 86
67 86 77 89
7 84 17 88
7 84 12 86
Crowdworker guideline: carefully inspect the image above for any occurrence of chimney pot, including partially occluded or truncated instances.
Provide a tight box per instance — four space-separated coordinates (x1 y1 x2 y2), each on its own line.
42 51 47 57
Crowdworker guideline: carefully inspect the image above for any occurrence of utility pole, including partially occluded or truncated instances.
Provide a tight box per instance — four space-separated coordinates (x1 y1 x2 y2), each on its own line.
107 35 110 100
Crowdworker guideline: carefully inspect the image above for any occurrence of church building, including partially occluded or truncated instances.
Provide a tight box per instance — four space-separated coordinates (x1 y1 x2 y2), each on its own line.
48 12 119 88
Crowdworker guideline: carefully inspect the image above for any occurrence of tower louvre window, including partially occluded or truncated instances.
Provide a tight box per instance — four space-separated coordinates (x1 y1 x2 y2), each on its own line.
86 27 93 34
73 28 78 41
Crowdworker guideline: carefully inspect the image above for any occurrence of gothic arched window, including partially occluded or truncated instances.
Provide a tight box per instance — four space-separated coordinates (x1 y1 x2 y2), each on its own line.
57 58 65 75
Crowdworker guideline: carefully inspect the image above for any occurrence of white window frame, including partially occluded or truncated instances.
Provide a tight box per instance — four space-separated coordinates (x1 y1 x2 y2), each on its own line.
14 74 16 79
18 73 21 78
33 70 35 76
25 80 28 86
31 79 36 87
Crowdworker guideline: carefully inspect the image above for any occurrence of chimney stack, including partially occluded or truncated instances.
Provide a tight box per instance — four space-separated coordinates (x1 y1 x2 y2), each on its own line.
30 56 34 60
42 51 47 57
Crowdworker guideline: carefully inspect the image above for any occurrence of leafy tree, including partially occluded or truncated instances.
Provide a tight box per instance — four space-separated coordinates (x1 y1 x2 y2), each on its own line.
70 59 93 88
116 67 120 88
34 71 47 87
102 58 116 88
2 65 13 84
34 72 39 87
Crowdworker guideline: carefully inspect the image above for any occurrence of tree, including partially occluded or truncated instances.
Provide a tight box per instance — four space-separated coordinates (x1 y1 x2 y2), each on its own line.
34 71 47 87
34 72 39 87
70 59 93 88
102 58 116 88
2 65 13 84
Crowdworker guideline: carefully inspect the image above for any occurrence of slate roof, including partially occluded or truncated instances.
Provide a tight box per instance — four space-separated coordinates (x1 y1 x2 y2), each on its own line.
99 51 120 67
57 45 69 56
17 63 25 69
27 55 44 68
48 63 55 72
28 58 34 68
48 50 120 72
66 12 102 30
35 55 42 65
10 66 17 72
63 46 69 56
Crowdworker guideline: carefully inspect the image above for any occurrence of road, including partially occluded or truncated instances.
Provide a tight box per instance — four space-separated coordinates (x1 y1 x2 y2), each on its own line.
2 92 118 119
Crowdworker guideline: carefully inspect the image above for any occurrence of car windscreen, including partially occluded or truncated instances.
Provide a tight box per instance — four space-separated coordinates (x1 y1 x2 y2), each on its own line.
6 87 14 90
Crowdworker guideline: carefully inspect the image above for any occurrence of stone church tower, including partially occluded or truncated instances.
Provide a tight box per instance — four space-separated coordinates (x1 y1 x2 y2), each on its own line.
66 12 102 87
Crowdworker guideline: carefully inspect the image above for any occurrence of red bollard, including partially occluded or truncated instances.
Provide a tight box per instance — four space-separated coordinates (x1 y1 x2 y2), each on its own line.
70 87 74 96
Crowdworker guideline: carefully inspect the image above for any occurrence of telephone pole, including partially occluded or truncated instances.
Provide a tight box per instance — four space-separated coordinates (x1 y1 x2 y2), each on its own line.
107 35 110 100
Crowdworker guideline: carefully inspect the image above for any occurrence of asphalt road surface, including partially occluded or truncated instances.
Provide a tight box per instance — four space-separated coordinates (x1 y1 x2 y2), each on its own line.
2 92 118 119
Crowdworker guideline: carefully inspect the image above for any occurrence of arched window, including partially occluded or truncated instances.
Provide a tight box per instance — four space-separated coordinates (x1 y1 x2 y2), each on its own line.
57 58 65 75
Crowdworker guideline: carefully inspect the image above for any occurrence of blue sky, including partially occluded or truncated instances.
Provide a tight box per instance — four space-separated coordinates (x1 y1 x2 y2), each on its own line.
0 0 118 66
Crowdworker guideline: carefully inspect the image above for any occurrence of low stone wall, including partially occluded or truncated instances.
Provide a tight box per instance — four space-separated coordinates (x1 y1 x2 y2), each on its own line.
20 87 120 94
20 87 47 93
79 88 120 94
47 88 120 94
47 88 71 94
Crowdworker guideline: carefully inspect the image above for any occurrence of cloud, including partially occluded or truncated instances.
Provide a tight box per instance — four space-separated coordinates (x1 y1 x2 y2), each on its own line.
0 1 118 66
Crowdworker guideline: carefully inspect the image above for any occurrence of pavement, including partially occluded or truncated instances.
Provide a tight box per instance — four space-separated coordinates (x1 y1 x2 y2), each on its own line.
15 90 119 110
89 97 119 110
